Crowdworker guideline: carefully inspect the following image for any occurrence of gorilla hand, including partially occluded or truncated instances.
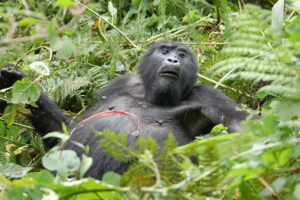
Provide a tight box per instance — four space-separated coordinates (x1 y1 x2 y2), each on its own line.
0 64 24 90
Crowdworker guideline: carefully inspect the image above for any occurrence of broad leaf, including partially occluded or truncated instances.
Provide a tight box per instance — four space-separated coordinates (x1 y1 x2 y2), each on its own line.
29 61 50 76
9 78 40 105
0 163 31 178
79 155 93 179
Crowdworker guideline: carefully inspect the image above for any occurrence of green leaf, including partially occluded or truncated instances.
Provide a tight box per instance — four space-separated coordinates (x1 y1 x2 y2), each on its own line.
145 15 159 27
272 0 284 38
53 178 124 199
115 61 126 72
27 170 54 184
291 0 300 11
55 0 74 7
272 177 286 193
262 147 291 168
210 124 228 133
256 90 271 98
278 147 292 166
102 172 121 186
271 100 300 121
42 150 80 179
54 38 79 58
178 156 192 170
0 163 31 178
294 184 300 200
29 61 50 76
43 131 70 143
79 155 93 179
9 78 40 106
18 17 41 26
48 20 58 43
108 1 117 24
240 180 257 200
227 167 260 179
3 104 20 125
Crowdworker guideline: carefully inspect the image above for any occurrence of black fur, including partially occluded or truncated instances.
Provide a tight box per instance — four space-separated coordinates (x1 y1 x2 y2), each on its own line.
0 41 249 179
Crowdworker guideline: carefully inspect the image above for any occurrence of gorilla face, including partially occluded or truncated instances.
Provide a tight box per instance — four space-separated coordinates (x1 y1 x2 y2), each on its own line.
138 41 198 105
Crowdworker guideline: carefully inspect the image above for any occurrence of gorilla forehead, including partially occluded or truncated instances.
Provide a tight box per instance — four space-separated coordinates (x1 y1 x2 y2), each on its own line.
143 40 196 61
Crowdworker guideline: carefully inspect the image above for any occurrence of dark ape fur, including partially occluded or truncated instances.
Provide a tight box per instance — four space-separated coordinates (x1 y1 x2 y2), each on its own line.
0 41 249 179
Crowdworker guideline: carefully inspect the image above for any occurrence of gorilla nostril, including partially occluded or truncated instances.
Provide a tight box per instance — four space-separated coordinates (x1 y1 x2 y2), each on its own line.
173 60 178 63
167 58 172 62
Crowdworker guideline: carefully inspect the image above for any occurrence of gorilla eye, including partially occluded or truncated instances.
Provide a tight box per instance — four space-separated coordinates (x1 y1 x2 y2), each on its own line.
161 48 169 55
179 53 185 58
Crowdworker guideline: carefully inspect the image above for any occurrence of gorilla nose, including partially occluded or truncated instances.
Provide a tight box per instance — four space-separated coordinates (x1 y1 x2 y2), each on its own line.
167 58 179 64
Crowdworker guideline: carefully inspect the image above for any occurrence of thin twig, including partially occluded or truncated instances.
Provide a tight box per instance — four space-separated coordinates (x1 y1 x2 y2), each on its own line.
145 16 213 43
185 42 228 45
0 118 34 130
193 137 300 182
5 16 17 39
151 159 161 187
13 46 53 69
0 97 7 102
77 1 139 50
197 73 253 98
214 53 266 90
0 135 33 146
258 177 277 196
0 5 84 45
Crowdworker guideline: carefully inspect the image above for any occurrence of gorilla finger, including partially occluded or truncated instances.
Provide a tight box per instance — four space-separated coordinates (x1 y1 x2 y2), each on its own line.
2 70 23 81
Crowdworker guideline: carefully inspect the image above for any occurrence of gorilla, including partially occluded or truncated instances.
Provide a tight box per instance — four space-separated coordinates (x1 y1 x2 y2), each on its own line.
0 41 249 179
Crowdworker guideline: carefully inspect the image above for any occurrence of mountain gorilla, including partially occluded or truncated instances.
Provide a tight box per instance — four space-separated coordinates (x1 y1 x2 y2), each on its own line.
0 41 249 179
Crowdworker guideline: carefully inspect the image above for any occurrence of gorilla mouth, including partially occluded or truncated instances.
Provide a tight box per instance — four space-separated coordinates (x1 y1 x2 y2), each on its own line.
160 70 179 78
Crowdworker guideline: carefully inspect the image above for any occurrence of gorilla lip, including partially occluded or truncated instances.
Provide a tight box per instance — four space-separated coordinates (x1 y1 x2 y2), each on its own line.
159 70 179 78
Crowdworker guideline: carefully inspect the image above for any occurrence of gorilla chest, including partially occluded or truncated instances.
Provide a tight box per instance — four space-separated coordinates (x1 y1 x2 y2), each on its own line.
73 96 192 146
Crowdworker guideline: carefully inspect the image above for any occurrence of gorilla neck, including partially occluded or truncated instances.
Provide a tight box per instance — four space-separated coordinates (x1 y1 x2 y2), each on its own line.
144 81 182 106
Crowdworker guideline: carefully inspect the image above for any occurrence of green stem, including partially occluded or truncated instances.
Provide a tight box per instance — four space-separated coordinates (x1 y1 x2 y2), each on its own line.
193 137 300 182
77 1 139 50
0 118 34 130
0 97 7 102
214 53 267 89
13 46 53 70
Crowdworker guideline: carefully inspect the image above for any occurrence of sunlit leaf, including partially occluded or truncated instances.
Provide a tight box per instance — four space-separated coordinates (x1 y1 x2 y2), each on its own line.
29 61 50 76
0 163 31 178
43 131 70 143
108 1 117 24
55 0 74 7
3 104 20 125
79 155 93 179
42 150 80 179
102 172 121 186
272 0 284 38
18 17 40 26
9 78 40 105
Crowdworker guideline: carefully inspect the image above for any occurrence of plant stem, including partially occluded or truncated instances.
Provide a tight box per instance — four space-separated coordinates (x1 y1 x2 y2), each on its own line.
197 73 253 98
77 1 139 50
0 118 34 130
14 46 53 70
0 97 7 102
193 137 300 182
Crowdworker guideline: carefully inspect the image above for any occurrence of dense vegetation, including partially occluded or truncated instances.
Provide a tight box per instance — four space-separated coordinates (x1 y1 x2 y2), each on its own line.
0 0 299 199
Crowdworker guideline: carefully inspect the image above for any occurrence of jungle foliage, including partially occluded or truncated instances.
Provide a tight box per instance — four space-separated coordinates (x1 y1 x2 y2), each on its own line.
0 0 299 199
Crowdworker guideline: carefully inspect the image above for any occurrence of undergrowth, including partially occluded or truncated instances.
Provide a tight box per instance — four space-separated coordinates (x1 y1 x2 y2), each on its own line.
0 1 299 199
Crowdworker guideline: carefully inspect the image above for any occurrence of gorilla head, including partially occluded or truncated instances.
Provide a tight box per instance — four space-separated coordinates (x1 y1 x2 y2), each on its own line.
138 41 198 106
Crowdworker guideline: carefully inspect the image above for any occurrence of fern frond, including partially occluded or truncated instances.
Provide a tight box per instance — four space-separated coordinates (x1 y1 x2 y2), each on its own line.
41 75 90 104
97 130 137 162
211 4 299 97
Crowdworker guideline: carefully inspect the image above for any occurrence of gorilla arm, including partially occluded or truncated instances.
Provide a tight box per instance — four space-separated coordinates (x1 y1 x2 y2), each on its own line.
0 65 68 147
185 84 249 134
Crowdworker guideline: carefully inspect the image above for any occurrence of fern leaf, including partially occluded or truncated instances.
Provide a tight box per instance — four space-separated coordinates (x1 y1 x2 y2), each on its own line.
211 4 299 98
